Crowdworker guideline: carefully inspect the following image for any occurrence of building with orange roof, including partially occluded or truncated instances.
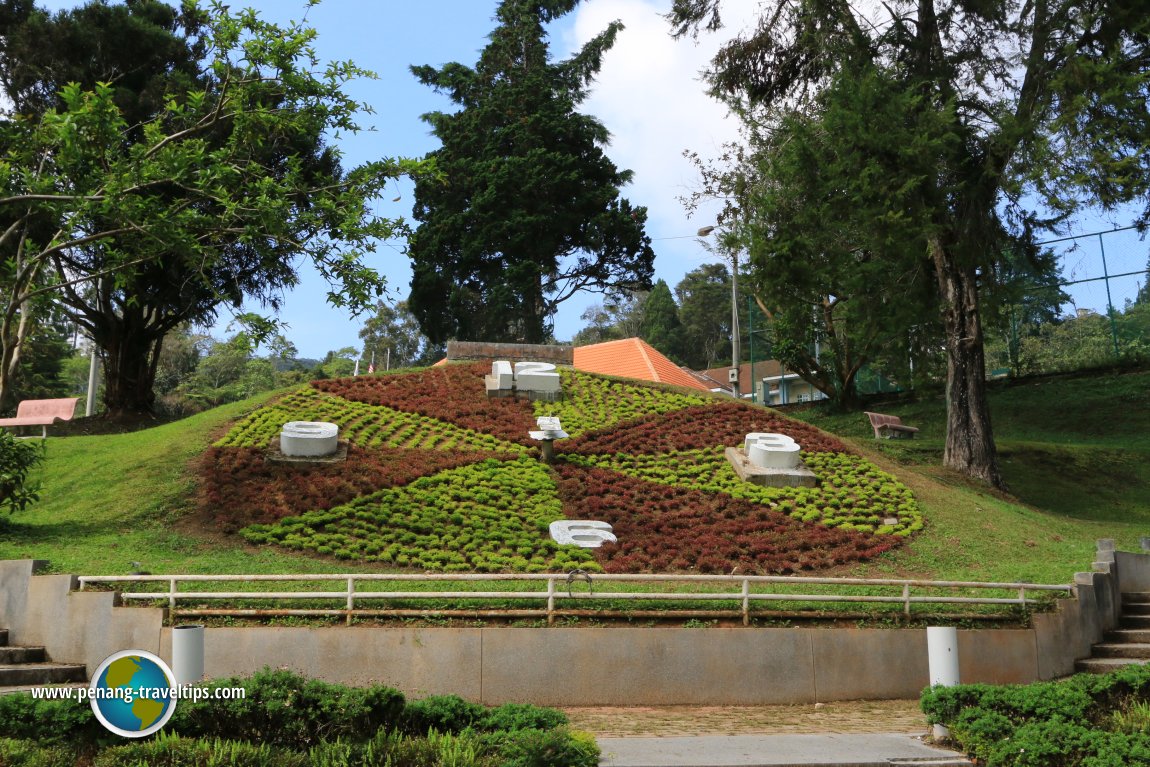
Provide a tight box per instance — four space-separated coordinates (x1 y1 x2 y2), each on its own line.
572 338 710 391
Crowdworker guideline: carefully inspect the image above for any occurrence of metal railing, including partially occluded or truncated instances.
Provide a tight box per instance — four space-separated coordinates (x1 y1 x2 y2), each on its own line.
77 573 1075 626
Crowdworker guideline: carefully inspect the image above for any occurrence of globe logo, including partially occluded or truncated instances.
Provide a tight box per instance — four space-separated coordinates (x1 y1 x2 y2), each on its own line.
89 650 177 738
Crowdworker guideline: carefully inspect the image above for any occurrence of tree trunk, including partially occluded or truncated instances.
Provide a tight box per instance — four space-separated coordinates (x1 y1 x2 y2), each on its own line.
929 235 1004 488
96 317 164 418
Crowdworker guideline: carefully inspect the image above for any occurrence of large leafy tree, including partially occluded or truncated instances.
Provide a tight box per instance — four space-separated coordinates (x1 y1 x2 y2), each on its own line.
358 300 442 369
570 289 647 346
0 1 415 416
671 0 1150 487
675 262 732 370
408 0 655 345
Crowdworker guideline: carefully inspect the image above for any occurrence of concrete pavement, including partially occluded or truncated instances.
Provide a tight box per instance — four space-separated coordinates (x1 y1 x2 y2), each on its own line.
596 733 971 767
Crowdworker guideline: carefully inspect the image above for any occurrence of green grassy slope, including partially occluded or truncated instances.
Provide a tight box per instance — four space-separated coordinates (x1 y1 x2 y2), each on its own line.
788 368 1150 583
0 394 367 575
2 368 1145 583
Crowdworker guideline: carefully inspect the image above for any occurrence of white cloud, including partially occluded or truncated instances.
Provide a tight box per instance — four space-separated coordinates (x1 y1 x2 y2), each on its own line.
547 0 760 339
563 0 741 228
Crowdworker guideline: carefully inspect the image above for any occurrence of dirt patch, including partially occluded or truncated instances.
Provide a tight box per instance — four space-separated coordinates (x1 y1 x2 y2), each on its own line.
562 699 928 737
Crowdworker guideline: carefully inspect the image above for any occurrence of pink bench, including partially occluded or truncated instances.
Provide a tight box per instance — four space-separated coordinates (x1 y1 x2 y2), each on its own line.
0 397 80 438
865 411 920 439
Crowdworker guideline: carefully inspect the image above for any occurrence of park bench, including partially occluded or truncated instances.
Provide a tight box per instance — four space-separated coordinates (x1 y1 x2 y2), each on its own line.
0 397 80 438
865 411 920 440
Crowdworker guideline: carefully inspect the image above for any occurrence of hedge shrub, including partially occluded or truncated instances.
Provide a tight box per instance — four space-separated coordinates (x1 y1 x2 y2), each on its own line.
400 695 568 736
169 668 405 749
921 665 1150 766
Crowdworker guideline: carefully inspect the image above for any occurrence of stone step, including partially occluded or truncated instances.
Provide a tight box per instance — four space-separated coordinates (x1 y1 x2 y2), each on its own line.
1090 643 1150 660
1076 657 1150 674
1120 615 1150 629
1106 628 1150 644
1121 602 1150 616
1122 592 1150 604
0 646 45 664
0 663 87 687
0 629 7 648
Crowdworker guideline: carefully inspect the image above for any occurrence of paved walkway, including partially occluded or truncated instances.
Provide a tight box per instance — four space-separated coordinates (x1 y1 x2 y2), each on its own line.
564 702 970 767
596 733 970 766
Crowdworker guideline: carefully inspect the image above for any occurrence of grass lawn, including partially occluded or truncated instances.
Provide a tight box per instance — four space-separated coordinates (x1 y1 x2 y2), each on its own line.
0 395 369 576
789 367 1150 583
2 367 1146 587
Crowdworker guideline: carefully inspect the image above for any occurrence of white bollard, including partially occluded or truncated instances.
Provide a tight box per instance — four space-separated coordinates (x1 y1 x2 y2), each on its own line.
927 626 960 739
172 624 205 686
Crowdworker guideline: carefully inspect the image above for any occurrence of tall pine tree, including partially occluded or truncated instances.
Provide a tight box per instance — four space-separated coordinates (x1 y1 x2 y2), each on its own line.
408 0 654 345
640 280 685 363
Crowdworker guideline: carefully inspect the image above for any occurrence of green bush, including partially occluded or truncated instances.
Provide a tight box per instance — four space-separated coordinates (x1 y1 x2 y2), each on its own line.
168 668 405 750
479 728 599 767
400 694 486 735
921 665 1150 766
0 431 43 515
480 703 568 733
0 694 104 747
92 732 304 767
0 738 77 767
400 695 569 736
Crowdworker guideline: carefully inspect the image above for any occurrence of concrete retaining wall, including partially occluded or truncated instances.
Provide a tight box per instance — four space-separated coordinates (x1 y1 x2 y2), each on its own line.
0 549 1140 705
154 625 1040 705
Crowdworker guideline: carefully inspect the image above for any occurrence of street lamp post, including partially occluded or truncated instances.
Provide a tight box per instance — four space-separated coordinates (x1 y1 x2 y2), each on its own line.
698 226 740 398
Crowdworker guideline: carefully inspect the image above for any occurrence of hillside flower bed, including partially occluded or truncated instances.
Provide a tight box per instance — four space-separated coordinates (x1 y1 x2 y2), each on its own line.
562 449 922 535
534 369 712 437
200 364 922 574
313 363 538 445
199 446 514 531
554 464 898 573
216 386 525 454
559 401 852 455
242 458 599 572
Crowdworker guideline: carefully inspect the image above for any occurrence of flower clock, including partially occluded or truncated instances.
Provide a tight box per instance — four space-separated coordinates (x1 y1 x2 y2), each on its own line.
202 363 921 574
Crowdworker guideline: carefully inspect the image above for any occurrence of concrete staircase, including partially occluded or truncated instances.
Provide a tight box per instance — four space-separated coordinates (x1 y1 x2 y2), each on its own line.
1076 592 1150 673
0 628 87 690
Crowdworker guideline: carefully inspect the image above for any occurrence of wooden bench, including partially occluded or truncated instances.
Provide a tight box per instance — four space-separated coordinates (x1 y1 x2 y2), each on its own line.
0 398 80 438
865 411 920 439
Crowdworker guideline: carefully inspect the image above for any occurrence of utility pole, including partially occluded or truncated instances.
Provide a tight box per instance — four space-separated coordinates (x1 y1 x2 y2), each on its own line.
730 248 740 398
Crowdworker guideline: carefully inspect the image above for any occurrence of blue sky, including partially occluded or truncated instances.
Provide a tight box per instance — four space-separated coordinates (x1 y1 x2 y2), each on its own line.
35 1 1149 359
203 0 751 358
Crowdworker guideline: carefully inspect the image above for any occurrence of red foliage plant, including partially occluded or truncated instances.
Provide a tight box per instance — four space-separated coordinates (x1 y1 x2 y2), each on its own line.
552 464 899 574
560 402 851 456
198 445 508 531
312 363 538 445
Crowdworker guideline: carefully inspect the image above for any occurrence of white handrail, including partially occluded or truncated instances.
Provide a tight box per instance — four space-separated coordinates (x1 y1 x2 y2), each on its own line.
78 572 1074 626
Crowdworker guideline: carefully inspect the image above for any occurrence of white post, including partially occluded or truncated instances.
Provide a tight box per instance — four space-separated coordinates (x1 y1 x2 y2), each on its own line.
927 626 960 739
172 624 205 686
85 346 99 417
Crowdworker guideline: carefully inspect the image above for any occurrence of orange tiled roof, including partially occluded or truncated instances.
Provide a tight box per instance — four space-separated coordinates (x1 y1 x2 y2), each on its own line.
573 338 710 391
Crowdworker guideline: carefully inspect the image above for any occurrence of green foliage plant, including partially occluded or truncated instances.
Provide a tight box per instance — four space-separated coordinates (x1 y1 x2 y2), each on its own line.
407 0 654 344
0 1 425 416
534 369 711 437
0 693 103 747
671 0 1150 489
0 430 43 515
168 668 405 750
921 665 1150 766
